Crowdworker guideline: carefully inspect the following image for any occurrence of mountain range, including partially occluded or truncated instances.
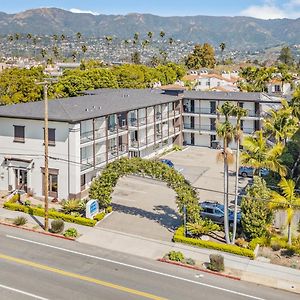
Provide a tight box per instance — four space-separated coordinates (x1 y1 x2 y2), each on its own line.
0 8 300 50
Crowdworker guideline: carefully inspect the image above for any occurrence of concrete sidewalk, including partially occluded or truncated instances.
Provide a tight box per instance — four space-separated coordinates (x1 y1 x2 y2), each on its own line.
1 206 300 294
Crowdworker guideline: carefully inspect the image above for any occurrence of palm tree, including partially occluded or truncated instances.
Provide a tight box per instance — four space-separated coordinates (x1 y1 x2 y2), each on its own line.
231 106 248 243
133 32 139 45
264 100 299 145
147 31 153 41
52 46 59 61
81 44 88 59
290 88 300 119
216 101 236 244
40 48 47 59
142 40 150 49
270 178 300 245
105 36 113 45
219 42 226 63
160 31 165 39
76 32 82 41
168 37 174 46
241 130 287 177
71 51 77 62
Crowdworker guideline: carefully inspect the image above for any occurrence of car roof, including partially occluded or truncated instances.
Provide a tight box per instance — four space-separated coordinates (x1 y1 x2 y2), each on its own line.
201 201 224 209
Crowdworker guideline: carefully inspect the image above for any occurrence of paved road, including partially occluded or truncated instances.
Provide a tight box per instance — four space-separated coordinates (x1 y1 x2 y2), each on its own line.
0 225 298 300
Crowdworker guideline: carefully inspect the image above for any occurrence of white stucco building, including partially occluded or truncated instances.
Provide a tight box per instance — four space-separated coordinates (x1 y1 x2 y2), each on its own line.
0 89 279 200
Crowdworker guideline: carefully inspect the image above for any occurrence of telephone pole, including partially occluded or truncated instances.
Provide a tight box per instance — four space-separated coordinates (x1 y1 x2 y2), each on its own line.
36 80 51 231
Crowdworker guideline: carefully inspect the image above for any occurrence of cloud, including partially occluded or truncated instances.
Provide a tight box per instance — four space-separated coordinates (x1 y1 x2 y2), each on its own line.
70 8 99 15
240 0 300 19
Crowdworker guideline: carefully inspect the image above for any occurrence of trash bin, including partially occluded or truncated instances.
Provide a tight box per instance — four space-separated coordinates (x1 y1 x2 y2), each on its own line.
211 140 220 149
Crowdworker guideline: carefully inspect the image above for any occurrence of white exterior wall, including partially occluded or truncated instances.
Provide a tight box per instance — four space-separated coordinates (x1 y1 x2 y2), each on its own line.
0 117 80 199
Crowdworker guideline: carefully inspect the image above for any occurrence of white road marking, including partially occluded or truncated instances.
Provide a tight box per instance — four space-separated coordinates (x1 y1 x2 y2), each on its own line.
0 283 48 300
6 234 265 300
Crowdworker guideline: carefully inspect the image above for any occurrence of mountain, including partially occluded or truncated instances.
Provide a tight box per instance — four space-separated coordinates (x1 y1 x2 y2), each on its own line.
0 8 300 50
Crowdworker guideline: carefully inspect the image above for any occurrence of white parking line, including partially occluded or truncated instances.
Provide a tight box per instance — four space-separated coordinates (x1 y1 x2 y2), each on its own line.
6 234 265 300
0 283 48 300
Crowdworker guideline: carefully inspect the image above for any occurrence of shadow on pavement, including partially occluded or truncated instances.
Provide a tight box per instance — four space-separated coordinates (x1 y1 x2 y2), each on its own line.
112 203 181 232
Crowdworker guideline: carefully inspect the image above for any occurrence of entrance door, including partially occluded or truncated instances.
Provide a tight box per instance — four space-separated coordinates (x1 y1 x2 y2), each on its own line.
14 169 28 192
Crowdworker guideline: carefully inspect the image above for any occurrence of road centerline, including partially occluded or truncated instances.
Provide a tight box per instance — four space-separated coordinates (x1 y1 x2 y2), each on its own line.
0 253 166 300
6 234 265 300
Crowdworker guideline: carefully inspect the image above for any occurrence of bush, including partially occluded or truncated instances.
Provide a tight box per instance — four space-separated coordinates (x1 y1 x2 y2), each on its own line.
270 237 288 251
173 227 255 259
24 199 31 206
168 251 184 262
50 219 64 233
208 254 224 272
61 199 84 214
13 216 27 226
4 202 96 227
93 212 106 222
64 228 78 238
187 219 220 237
235 238 249 249
248 236 270 250
105 206 113 214
184 258 196 265
8 193 20 203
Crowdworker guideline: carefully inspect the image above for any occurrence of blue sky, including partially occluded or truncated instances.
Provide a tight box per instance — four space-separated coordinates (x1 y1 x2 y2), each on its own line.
1 0 300 19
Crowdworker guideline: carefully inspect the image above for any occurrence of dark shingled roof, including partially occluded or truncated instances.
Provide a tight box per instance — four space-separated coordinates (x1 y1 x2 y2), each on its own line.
0 89 279 123
0 89 179 123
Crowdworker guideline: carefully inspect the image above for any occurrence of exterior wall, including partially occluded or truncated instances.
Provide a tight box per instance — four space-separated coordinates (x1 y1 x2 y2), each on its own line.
0 117 80 200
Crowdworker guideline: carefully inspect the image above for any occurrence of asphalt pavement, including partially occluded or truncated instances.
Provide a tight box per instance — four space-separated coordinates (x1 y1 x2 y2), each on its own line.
0 225 298 300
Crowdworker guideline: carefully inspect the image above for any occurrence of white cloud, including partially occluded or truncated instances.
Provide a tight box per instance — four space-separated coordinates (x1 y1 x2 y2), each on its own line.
69 8 100 15
240 1 300 19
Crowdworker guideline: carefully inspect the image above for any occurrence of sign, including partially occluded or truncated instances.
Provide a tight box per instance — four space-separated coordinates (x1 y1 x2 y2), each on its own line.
86 199 99 219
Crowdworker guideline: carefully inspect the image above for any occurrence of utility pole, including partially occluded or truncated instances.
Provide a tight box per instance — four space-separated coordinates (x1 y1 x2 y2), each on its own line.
36 80 51 231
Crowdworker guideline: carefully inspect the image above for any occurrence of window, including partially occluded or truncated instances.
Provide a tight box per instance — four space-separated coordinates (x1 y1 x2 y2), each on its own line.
42 168 59 198
81 174 86 191
204 208 214 214
275 85 281 92
43 128 56 146
14 125 25 143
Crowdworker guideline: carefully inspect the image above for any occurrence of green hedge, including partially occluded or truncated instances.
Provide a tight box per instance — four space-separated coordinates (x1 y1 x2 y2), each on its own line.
3 202 96 227
173 227 255 259
93 212 106 222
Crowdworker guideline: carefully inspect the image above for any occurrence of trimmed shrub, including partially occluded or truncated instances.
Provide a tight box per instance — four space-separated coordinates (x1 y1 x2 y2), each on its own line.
208 254 224 272
24 200 31 206
4 202 96 227
184 258 196 265
93 212 106 222
61 199 84 214
50 219 64 233
168 251 184 262
105 206 113 214
173 227 255 259
8 193 20 203
13 216 27 226
248 236 270 250
64 228 78 238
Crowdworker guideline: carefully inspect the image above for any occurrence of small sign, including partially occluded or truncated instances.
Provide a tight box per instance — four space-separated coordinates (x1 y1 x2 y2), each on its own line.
86 199 99 219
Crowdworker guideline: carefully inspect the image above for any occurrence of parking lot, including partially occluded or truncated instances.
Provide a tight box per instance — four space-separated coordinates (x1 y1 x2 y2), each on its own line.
99 146 249 241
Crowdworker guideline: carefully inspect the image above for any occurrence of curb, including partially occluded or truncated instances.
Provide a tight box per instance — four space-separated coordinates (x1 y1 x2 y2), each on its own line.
0 221 76 241
158 258 240 281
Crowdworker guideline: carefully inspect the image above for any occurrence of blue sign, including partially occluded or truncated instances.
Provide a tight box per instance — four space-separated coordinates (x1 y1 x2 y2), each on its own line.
86 199 99 219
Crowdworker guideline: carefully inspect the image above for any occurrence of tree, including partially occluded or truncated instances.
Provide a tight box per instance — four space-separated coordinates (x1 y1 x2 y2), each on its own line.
131 51 141 64
133 32 139 45
160 31 165 39
232 106 248 243
278 46 294 66
185 43 216 69
40 48 47 59
105 36 113 45
71 51 77 62
168 37 174 46
219 42 226 63
216 101 236 244
241 130 287 177
241 177 273 240
142 40 150 49
264 99 299 145
76 32 82 41
147 31 153 40
81 44 88 59
290 87 300 119
270 178 300 245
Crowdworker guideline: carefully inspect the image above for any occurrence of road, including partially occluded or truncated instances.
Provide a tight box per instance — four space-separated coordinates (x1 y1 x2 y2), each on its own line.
0 225 298 300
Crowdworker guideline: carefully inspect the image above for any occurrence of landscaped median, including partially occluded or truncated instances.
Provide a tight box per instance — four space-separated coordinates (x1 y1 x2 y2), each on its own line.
3 202 97 227
173 227 255 259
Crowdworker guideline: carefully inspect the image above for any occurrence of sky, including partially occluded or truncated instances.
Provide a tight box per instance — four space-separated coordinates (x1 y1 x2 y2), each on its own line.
1 0 300 19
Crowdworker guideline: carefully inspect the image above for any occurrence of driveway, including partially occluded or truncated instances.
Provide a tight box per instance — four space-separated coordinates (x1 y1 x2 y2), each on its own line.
98 175 181 241
98 146 249 241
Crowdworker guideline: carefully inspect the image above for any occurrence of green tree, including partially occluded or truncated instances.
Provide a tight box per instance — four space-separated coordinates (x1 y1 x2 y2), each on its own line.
219 42 226 63
185 43 216 69
131 51 141 64
278 46 294 66
232 105 248 243
147 31 153 40
241 130 287 176
270 178 300 245
160 31 165 39
241 177 273 240
216 101 236 244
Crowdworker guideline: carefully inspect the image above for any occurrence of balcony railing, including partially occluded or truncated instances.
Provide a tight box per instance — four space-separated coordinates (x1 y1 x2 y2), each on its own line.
183 107 217 114
184 123 254 134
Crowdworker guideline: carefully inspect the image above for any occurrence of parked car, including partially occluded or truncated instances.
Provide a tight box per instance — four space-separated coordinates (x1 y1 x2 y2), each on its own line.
238 166 269 178
160 159 174 168
200 201 241 225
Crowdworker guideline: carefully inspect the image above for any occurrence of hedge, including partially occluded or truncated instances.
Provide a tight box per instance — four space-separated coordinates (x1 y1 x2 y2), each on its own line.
173 227 255 259
3 202 96 227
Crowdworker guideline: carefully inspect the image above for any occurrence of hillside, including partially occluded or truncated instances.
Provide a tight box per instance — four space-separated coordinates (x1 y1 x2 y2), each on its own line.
0 8 300 50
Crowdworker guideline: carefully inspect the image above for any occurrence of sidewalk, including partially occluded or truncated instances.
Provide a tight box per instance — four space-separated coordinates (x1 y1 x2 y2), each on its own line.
1 206 300 294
